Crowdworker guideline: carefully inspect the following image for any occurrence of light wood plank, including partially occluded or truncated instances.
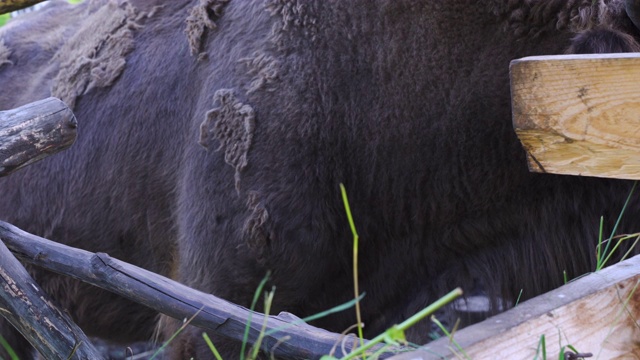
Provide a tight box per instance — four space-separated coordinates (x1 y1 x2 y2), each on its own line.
511 53 640 179
391 254 640 359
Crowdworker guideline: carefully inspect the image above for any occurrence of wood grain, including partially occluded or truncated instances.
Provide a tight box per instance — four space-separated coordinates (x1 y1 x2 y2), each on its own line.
391 255 640 360
511 53 640 179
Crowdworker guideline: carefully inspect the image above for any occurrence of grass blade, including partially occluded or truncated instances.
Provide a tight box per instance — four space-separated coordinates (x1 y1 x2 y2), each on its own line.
202 333 223 360
249 287 275 360
240 272 271 360
0 335 19 360
597 181 637 270
340 184 365 350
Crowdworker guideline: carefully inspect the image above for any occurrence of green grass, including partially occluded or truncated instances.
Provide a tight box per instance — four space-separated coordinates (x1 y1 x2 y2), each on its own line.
8 179 636 360
199 185 463 360
594 278 640 359
0 335 19 360
322 288 463 360
240 272 271 360
514 288 524 307
531 186 640 360
0 14 9 27
264 295 364 337
202 333 223 360
431 316 469 360
248 288 275 360
339 184 365 351
533 332 595 360
533 335 547 360
149 307 205 360
596 181 640 271
333 184 463 360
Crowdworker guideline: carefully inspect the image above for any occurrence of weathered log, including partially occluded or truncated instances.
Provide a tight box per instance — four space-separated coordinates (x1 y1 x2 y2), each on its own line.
0 97 77 177
0 238 104 359
0 221 396 359
0 0 46 14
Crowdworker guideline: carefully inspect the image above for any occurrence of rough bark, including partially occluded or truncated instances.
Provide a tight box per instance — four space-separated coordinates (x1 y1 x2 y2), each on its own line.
0 239 104 359
0 97 77 177
0 221 395 359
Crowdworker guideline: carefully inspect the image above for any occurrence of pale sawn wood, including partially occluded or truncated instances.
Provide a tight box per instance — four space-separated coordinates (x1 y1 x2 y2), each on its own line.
511 53 640 180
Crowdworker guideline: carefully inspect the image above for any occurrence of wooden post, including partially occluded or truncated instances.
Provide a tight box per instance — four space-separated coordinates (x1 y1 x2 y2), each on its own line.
0 97 77 177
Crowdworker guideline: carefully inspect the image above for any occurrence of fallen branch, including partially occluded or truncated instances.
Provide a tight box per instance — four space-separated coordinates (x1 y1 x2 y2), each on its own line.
0 238 104 359
0 221 396 359
0 97 77 177
0 98 390 358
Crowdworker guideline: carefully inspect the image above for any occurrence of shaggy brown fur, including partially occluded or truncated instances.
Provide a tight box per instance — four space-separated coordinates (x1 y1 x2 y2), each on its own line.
185 0 230 58
1 0 640 359
199 89 256 191
50 0 145 109
0 40 12 67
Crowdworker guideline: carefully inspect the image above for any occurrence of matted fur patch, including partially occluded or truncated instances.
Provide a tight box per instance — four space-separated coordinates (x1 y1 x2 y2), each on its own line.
265 0 318 48
185 0 230 59
244 191 270 250
239 51 281 94
0 40 13 68
50 0 152 109
496 0 630 38
199 89 255 192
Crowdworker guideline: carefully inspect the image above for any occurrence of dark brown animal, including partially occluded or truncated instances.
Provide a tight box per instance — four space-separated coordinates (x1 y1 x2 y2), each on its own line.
1 0 640 358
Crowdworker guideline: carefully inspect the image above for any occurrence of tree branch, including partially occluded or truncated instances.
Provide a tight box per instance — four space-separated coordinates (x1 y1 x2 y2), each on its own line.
0 221 395 359
0 97 77 177
0 238 104 359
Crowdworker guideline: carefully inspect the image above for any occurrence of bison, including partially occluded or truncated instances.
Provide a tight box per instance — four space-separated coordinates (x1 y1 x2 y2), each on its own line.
1 0 640 358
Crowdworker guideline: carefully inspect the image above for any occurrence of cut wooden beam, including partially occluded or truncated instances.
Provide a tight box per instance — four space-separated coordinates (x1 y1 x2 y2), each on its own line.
511 53 640 179
390 254 640 360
